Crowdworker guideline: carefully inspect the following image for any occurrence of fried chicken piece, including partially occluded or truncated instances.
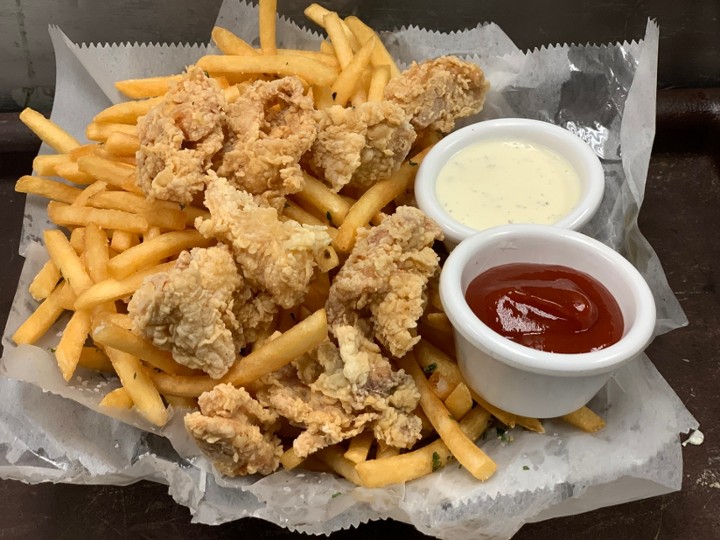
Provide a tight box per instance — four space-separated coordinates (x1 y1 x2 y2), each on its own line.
219 77 317 209
384 56 489 134
184 384 282 476
197 175 332 309
305 101 416 192
326 206 443 357
128 244 275 379
136 66 225 204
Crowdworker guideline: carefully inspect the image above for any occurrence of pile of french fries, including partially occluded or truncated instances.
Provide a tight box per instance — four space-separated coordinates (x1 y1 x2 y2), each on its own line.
10 1 606 488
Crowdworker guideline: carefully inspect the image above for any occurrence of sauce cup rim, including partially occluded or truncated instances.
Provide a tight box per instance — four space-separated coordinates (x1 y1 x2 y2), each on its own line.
439 224 657 377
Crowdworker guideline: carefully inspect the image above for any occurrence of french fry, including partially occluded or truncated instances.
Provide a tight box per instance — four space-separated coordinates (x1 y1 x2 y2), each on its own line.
295 172 351 225
86 122 138 143
423 312 453 335
376 441 400 459
105 131 140 157
55 310 92 381
54 161 95 185
93 97 162 124
397 353 496 481
368 65 391 102
92 311 133 331
78 346 114 372
74 261 175 311
281 200 338 240
150 309 328 397
92 146 136 166
280 447 305 470
344 431 374 464
323 12 354 67
344 16 401 78
33 154 71 176
356 407 491 487
12 282 70 345
418 321 456 358
83 224 110 284
15 175 82 204
315 445 362 485
258 0 278 55
144 227 162 242
115 75 183 99
19 108 81 153
69 227 85 254
163 395 198 409
330 37 374 106
334 145 433 252
562 406 606 433
28 260 61 301
92 322 197 376
469 389 516 429
212 26 258 56
99 387 134 410
197 55 338 87
444 382 473 420
413 340 463 400
110 230 140 252
76 155 140 193
316 245 339 273
71 181 107 209
105 347 168 426
88 191 185 230
48 201 149 234
107 230 212 279
44 229 94 296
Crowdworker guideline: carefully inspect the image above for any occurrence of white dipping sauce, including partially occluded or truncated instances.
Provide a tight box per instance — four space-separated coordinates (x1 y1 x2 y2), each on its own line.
435 138 581 230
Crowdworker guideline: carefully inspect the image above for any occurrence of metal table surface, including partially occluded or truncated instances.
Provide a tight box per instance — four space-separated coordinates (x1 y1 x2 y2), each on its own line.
0 89 718 539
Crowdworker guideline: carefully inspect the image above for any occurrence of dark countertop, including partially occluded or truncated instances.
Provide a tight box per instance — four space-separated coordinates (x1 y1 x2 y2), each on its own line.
0 89 718 539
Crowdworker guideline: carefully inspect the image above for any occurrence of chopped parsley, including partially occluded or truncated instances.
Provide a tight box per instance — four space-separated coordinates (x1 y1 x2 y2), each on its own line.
203 70 209 77
431 451 442 472
408 160 418 167
331 492 342 499
422 363 437 375
496 426 514 444
331 91 337 100
133 372 137 380
326 210 333 225
522 465 530 471
49 347 57 353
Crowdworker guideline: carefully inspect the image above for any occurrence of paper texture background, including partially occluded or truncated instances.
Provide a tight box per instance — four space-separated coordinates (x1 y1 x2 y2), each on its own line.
0 2 697 538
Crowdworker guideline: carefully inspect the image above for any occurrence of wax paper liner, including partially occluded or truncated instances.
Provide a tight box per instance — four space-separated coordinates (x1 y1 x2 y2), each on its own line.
0 2 698 539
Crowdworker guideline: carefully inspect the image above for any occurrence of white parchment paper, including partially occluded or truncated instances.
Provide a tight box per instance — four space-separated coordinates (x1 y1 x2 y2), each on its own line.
1 2 698 538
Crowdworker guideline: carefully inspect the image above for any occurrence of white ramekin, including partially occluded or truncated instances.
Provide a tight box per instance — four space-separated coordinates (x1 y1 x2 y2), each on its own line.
439 224 656 418
415 118 606 248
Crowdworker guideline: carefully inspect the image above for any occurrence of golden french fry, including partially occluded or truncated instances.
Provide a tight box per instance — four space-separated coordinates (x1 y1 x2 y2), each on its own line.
71 180 107 208
76 155 140 193
86 122 138 143
105 347 168 426
323 12 354 67
376 441 400 459
143 227 162 242
423 312 453 335
334 145 433 252
258 0 278 55
115 75 183 99
78 346 114 372
356 407 491 487
444 382 473 420
92 311 133 331
344 16 401 78
15 175 82 204
344 431 374 464
99 387 134 410
331 37 374 106
562 406 606 433
281 200 338 240
44 229 94 295
110 230 140 252
397 353 496 481
28 259 61 301
212 26 258 55
315 445 362 485
414 339 462 399
368 64 391 101
163 395 198 409
73 261 175 311
417 321 456 358
33 154 71 176
19 108 81 153
69 227 85 255
88 191 185 230
83 223 110 283
316 245 339 273
280 447 305 470
150 309 328 397
92 322 198 376
319 39 335 56
469 389 516 429
48 201 149 234
55 310 92 381
295 172 351 225
54 161 96 185
93 97 162 124
105 132 140 157
107 230 212 279
67 143 99 161
312 84 335 109
12 281 70 345
197 55 338 87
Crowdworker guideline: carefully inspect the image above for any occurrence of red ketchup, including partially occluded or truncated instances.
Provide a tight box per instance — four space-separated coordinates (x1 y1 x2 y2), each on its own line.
465 263 624 353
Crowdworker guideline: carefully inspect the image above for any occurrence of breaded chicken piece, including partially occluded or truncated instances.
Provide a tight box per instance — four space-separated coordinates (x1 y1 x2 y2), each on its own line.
128 244 275 379
257 328 421 457
384 56 489 134
136 66 225 204
219 77 317 209
196 175 332 309
305 101 416 192
184 384 282 476
326 206 442 357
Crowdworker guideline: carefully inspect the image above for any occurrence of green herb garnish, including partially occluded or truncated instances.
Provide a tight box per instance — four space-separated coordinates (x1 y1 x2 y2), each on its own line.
431 451 442 472
423 363 437 375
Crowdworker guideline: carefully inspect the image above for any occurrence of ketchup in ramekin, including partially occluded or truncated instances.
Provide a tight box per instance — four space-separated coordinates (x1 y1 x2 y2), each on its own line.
465 263 624 353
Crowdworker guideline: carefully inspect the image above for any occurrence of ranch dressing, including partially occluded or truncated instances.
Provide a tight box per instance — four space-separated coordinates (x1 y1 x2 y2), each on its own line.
435 138 581 230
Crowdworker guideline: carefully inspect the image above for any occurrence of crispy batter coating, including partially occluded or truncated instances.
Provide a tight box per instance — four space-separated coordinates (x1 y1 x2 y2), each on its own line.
326 206 443 357
128 245 275 379
384 56 489 133
136 67 226 204
305 101 416 192
219 77 317 209
184 384 282 476
197 175 332 309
